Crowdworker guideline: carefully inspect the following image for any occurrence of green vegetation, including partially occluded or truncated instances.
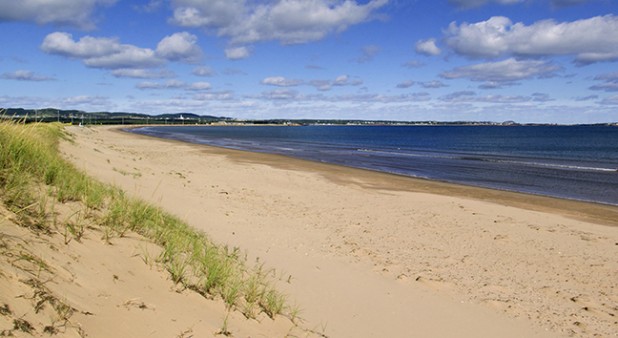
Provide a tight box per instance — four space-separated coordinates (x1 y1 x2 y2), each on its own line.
0 120 288 319
1 107 228 125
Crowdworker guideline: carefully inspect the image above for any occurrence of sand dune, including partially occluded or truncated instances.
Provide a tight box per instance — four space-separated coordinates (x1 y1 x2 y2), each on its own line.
59 125 617 337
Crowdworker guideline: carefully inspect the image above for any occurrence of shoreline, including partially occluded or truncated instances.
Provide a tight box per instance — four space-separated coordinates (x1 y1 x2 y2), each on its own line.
61 125 618 337
124 125 618 227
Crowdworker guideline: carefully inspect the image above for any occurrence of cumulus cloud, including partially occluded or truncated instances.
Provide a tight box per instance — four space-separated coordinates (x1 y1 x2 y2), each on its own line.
170 0 387 45
156 32 202 63
41 31 203 70
415 39 441 56
41 32 123 59
1 70 55 81
111 69 174 79
445 15 618 64
441 58 562 88
41 32 160 69
261 76 303 87
0 0 116 28
225 46 251 60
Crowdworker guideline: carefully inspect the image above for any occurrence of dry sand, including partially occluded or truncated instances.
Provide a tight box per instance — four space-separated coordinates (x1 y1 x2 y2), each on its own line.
0 204 297 337
56 125 617 337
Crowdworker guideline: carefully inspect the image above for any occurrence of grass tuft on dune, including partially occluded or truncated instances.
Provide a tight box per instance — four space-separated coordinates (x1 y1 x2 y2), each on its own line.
0 120 288 319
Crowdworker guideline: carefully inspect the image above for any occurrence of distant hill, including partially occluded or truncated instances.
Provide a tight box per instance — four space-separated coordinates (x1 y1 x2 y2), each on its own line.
0 108 230 125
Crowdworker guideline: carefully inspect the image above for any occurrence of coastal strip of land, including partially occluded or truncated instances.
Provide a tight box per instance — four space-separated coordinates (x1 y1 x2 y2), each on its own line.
61 125 618 337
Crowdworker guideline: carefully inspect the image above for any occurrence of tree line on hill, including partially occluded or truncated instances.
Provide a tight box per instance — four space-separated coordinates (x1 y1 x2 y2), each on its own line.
1 108 228 125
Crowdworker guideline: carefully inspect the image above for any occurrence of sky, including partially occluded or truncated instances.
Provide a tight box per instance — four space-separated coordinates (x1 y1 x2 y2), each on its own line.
1 0 617 123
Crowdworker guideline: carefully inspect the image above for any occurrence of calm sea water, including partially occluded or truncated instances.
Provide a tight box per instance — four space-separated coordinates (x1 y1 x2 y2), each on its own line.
131 125 618 205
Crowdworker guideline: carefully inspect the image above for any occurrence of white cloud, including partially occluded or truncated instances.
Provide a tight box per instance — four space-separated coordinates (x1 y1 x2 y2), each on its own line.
136 80 186 90
309 80 333 91
259 74 362 91
170 0 244 28
310 74 363 91
252 90 433 104
415 39 441 56
192 91 234 101
1 70 55 81
225 46 251 60
261 89 301 101
111 69 174 79
187 82 212 90
419 80 448 89
171 0 388 45
84 46 161 69
261 76 303 87
41 32 162 69
62 95 111 107
41 32 123 58
333 74 362 86
396 80 415 89
445 15 618 64
136 80 212 91
0 0 116 29
441 58 561 87
41 31 204 70
156 32 202 63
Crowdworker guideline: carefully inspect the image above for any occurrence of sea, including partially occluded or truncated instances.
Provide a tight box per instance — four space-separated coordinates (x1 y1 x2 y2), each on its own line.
130 125 618 206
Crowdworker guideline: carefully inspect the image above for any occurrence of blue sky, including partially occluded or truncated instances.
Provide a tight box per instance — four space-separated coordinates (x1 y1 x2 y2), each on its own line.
1 0 617 123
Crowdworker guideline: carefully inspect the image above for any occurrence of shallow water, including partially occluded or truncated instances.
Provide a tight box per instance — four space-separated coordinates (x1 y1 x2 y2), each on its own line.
131 125 618 205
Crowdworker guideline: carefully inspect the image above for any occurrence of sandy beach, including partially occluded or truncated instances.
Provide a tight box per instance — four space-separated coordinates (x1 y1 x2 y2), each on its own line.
58 125 617 337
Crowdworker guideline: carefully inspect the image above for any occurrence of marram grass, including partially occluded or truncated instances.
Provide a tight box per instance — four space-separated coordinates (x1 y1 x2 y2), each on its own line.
0 120 288 319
